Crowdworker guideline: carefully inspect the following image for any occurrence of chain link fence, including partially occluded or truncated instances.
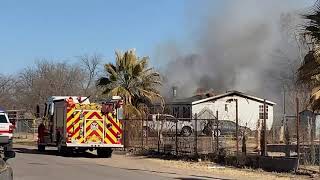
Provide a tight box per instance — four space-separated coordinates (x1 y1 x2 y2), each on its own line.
126 118 260 156
6 110 38 141
5 108 320 172
13 119 37 140
123 113 320 173
124 114 264 162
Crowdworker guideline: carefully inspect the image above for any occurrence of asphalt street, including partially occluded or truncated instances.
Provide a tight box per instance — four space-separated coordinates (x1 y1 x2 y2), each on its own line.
7 145 224 180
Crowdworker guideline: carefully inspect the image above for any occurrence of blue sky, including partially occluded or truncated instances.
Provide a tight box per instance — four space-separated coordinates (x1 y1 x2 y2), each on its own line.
0 0 314 74
0 0 207 74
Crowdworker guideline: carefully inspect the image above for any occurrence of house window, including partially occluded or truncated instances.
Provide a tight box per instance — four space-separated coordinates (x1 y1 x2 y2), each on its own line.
182 106 191 118
259 105 268 119
225 104 228 112
172 106 180 118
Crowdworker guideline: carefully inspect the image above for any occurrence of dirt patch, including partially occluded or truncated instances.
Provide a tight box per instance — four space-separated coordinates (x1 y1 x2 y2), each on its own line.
141 157 310 180
122 148 314 178
82 150 312 180
128 150 309 178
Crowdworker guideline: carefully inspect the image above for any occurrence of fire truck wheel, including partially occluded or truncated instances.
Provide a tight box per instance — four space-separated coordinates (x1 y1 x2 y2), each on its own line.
37 145 46 152
58 146 73 156
4 142 13 152
97 148 113 158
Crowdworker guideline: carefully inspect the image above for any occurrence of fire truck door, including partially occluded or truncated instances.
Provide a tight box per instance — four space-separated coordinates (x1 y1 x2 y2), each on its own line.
84 111 104 143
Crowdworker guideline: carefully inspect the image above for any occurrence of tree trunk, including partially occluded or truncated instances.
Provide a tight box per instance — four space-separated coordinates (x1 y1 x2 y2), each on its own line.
285 121 290 157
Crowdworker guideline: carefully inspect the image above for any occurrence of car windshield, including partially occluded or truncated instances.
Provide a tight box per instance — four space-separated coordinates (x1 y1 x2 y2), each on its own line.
0 114 7 123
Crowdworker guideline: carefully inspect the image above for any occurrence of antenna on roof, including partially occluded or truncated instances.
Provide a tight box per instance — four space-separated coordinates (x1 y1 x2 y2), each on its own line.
172 86 177 98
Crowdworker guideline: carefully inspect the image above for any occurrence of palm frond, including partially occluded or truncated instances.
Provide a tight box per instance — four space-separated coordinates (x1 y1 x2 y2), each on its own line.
105 64 118 78
97 77 111 86
97 49 163 118
123 104 141 118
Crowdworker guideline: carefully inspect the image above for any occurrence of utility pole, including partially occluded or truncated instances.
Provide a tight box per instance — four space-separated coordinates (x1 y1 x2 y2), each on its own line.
226 98 239 163
235 99 239 162
296 97 300 161
157 113 160 153
283 85 286 140
283 85 286 120
216 111 219 152
318 121 320 173
194 113 198 156
261 99 267 156
141 118 144 149
175 118 178 156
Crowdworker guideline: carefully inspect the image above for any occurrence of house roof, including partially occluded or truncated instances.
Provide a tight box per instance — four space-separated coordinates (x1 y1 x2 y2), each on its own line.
191 90 276 106
299 109 320 116
168 95 206 104
299 109 313 114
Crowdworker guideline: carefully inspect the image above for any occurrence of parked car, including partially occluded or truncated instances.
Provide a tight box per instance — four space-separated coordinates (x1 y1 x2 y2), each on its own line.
0 112 14 152
202 120 251 136
144 114 194 137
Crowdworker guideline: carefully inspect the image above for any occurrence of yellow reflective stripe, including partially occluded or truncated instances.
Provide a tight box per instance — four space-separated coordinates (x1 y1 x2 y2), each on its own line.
67 108 75 119
104 137 112 144
66 111 81 128
71 121 81 139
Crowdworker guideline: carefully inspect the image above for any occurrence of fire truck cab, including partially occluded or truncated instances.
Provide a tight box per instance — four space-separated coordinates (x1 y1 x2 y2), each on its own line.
38 96 124 157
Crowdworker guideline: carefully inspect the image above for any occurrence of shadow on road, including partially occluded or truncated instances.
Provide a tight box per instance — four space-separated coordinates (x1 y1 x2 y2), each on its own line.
176 175 232 180
14 147 57 156
13 147 100 158
174 178 211 180
116 167 233 180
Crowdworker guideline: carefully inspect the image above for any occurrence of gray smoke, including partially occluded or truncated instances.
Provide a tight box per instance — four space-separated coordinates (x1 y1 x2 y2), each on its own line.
158 1 310 98
156 0 313 124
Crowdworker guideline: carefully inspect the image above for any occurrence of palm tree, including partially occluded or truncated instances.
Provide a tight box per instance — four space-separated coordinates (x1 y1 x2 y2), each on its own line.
299 1 320 80
299 1 320 110
97 49 163 118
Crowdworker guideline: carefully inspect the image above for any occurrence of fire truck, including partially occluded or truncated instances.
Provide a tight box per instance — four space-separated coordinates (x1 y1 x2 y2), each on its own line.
37 96 124 157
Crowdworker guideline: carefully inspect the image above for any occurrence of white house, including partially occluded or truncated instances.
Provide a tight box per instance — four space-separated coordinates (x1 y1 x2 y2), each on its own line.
163 90 276 131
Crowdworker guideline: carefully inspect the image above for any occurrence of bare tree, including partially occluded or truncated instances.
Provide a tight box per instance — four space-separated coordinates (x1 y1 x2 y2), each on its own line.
0 74 16 109
78 54 102 96
14 59 86 112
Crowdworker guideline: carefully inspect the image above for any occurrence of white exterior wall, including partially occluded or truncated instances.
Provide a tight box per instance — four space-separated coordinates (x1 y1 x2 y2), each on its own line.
192 95 274 130
315 115 320 138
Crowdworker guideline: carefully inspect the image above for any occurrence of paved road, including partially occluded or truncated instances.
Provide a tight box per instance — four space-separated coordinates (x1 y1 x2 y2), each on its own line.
7 145 225 180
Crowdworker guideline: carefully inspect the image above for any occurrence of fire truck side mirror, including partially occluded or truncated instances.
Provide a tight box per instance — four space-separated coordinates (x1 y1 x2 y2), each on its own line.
36 105 40 118
49 103 54 116
44 103 48 117
117 106 124 120
35 104 40 118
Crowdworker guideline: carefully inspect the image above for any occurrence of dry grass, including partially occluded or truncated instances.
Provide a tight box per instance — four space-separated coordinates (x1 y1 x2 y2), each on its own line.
13 141 37 146
144 158 311 180
13 133 37 146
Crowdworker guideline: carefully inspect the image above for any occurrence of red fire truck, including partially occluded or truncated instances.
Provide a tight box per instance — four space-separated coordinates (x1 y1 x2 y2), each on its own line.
38 96 124 157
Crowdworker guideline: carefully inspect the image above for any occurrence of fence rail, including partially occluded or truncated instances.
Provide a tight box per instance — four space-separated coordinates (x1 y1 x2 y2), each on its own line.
123 115 320 173
124 116 262 155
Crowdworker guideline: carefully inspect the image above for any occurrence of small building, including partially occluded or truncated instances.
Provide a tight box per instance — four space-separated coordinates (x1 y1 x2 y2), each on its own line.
151 90 276 131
